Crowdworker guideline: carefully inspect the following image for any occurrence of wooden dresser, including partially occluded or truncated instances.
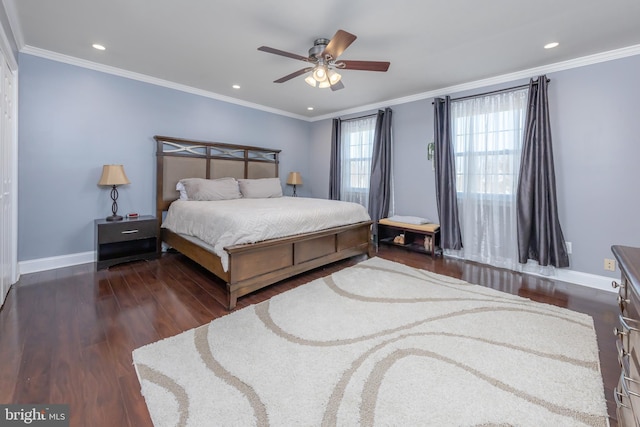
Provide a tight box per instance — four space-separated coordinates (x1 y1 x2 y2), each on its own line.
612 245 640 426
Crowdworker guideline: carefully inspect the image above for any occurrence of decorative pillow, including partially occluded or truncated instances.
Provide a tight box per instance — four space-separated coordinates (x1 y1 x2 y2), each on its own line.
237 178 283 198
387 215 432 225
179 177 242 201
176 181 188 200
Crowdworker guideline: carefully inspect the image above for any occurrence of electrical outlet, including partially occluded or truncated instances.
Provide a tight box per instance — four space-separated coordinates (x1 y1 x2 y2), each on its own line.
604 258 616 271
565 241 572 254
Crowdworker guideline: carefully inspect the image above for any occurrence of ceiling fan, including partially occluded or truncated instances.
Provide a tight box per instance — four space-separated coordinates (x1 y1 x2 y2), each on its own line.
257 29 390 91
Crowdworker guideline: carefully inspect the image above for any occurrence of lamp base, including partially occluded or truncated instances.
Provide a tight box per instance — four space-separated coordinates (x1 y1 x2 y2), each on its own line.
106 185 123 221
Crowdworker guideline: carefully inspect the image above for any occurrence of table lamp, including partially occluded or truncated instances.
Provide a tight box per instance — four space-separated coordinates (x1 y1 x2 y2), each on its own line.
287 172 303 197
98 164 130 221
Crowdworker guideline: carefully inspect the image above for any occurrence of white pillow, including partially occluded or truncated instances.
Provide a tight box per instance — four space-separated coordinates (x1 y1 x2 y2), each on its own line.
238 178 283 198
179 177 242 201
387 215 432 225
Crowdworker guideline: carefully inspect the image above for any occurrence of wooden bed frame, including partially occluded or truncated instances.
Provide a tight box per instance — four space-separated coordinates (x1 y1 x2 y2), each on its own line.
155 136 373 310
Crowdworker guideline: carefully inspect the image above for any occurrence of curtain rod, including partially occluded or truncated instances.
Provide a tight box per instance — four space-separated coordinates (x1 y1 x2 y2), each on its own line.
340 113 378 122
432 78 550 104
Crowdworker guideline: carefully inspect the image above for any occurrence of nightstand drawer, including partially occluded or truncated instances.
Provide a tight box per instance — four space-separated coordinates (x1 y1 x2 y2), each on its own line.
95 215 158 270
97 219 156 244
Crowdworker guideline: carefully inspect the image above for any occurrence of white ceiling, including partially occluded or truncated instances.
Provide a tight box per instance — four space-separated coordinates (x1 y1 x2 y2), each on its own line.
5 0 640 120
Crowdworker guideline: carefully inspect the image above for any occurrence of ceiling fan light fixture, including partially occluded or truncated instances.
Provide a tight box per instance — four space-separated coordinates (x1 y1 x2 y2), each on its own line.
312 66 327 82
258 29 389 92
304 75 317 87
328 69 342 85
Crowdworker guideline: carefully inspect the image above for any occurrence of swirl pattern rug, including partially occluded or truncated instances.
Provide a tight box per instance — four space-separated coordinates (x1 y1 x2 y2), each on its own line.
132 257 609 426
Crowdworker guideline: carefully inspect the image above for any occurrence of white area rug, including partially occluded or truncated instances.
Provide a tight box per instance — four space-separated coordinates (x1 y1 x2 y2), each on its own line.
132 257 609 426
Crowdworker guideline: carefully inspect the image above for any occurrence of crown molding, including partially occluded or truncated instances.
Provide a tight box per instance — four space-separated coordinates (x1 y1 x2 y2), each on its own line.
16 39 640 123
2 0 23 49
311 43 640 122
0 0 18 70
20 45 309 121
0 24 16 71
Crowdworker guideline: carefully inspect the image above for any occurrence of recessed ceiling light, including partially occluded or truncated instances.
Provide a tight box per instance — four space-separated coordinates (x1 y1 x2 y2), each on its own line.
92 43 106 51
544 42 559 49
307 107 314 111
232 84 241 89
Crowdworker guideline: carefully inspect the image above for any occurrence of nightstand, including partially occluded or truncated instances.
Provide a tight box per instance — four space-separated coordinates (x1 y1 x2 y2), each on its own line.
95 215 158 270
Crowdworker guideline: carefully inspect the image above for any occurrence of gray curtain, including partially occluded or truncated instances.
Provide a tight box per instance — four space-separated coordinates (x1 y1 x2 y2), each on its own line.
433 96 463 250
368 108 393 237
328 118 341 200
516 76 569 268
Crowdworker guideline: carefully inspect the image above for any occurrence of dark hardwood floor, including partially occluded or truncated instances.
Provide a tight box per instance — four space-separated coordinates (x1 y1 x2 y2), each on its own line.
0 246 619 426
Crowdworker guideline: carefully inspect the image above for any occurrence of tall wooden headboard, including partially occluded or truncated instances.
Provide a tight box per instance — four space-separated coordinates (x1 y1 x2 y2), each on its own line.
154 135 281 221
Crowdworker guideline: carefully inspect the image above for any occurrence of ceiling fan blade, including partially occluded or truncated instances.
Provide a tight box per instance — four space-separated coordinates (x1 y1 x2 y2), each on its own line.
330 80 345 91
337 60 390 72
258 46 310 62
323 29 357 60
274 67 314 83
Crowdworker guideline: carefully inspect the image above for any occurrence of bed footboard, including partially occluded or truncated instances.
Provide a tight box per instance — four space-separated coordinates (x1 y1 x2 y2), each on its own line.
163 221 372 310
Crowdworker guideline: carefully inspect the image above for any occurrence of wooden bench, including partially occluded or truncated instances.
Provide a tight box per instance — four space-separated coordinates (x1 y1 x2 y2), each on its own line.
377 218 441 259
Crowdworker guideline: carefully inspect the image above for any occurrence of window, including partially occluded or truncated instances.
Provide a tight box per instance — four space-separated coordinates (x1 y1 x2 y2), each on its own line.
340 116 376 208
452 92 528 196
449 88 528 270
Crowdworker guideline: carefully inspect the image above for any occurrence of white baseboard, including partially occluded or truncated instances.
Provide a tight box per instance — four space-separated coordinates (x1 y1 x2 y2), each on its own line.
443 253 617 294
17 250 618 293
552 269 617 293
18 251 95 275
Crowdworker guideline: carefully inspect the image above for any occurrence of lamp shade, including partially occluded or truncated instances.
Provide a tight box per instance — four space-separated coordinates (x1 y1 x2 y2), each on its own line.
304 75 317 87
98 165 130 186
312 66 327 82
287 172 303 186
328 69 342 85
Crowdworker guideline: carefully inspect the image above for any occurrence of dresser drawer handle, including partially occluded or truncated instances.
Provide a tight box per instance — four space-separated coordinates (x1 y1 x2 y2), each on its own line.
620 372 640 398
616 338 628 359
625 375 640 385
614 388 631 409
121 229 139 234
614 388 630 409
619 315 640 333
618 295 630 306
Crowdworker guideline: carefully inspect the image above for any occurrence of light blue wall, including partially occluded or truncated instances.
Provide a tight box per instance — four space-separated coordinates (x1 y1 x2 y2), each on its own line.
550 55 640 276
309 54 640 278
19 51 640 278
308 119 332 199
18 54 310 261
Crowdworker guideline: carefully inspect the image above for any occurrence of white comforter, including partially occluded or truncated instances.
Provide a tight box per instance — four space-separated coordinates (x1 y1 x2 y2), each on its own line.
162 197 371 271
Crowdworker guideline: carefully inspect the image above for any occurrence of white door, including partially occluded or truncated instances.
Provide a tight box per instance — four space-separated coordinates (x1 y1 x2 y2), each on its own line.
0 49 16 308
